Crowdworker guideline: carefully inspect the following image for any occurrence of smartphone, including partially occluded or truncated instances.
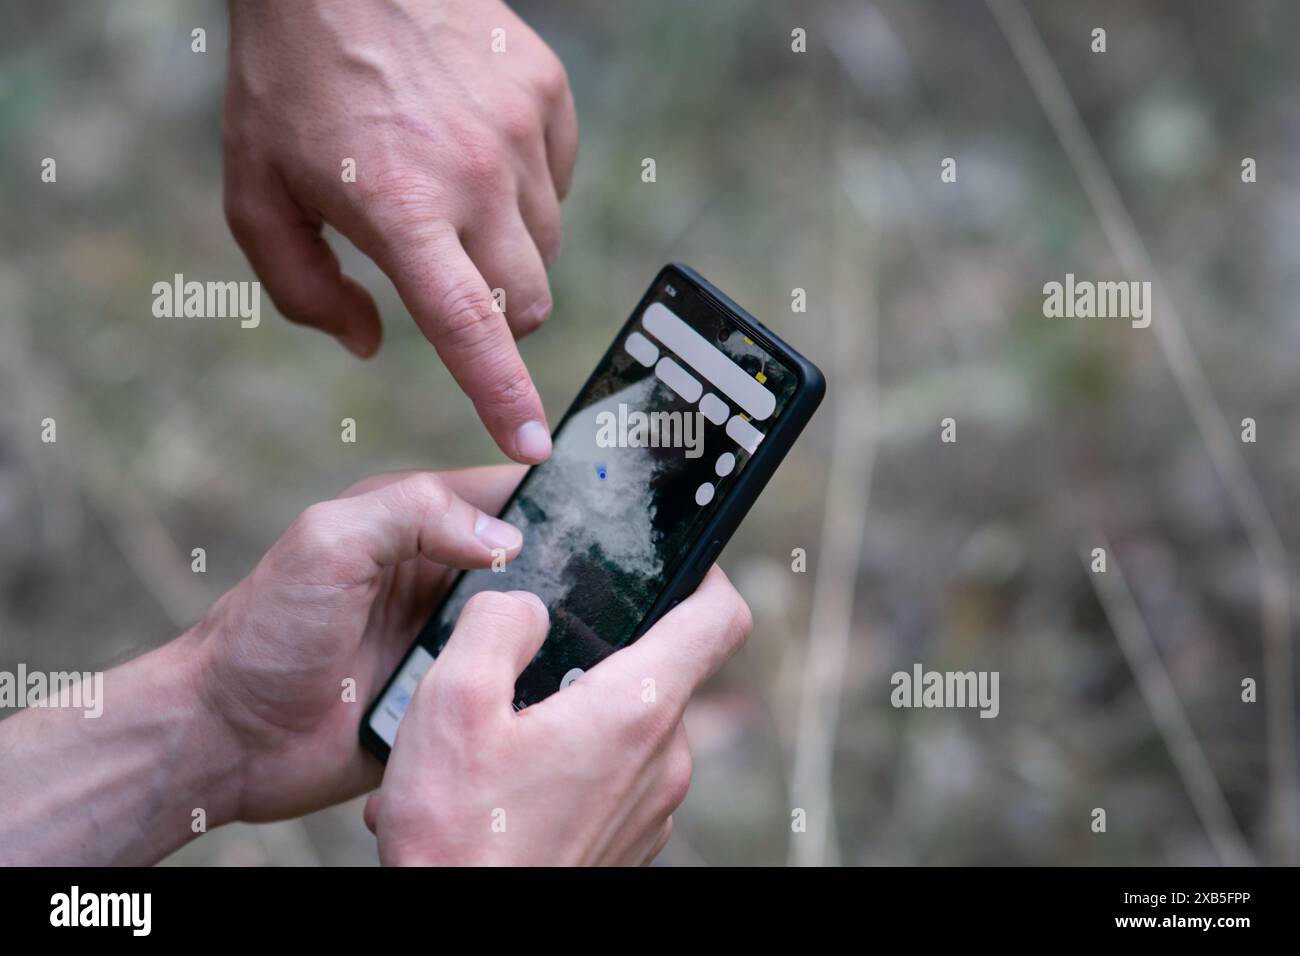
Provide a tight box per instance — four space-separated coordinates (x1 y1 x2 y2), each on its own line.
361 264 825 760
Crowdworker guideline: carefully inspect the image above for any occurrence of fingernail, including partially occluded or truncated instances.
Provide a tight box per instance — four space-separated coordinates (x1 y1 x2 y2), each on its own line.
514 420 552 463
507 590 548 615
474 512 523 552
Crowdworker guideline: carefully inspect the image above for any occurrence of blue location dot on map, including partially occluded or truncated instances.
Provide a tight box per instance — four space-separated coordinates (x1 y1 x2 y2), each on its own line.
596 463 607 480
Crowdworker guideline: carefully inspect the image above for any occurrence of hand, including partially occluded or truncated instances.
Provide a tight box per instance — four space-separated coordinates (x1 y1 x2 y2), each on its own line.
364 567 753 866
223 0 578 463
191 466 526 822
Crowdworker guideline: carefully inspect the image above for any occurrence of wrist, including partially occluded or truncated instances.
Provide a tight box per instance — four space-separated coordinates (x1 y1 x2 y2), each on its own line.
162 624 248 834
0 629 247 865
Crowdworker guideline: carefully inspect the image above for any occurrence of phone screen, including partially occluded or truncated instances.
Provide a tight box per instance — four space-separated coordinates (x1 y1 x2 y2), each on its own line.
368 274 800 747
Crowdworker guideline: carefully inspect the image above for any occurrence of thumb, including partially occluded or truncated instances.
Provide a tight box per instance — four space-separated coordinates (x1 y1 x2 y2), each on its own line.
425 590 549 727
584 566 751 718
272 472 523 587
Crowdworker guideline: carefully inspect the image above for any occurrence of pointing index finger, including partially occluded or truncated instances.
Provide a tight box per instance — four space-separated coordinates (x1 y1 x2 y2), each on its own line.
379 225 552 464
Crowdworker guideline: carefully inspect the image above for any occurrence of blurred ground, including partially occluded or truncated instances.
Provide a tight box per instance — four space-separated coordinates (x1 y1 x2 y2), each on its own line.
1 0 1298 865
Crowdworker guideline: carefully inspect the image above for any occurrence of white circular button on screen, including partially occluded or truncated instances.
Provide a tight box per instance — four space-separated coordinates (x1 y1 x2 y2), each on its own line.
560 667 584 689
695 482 715 506
715 452 736 477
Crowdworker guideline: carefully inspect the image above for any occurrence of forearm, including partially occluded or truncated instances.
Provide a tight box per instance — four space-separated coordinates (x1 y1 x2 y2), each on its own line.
0 631 243 866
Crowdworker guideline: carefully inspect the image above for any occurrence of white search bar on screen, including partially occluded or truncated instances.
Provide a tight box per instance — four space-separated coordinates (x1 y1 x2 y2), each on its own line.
641 302 776 421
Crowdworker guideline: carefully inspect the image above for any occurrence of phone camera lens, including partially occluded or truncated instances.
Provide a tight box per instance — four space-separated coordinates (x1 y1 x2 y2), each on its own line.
716 326 730 345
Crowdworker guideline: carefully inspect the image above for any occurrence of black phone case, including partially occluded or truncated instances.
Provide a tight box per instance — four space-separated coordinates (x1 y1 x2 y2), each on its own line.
360 263 826 762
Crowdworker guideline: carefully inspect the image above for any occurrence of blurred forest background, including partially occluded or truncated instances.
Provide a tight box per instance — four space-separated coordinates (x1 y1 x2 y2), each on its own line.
2 0 1298 865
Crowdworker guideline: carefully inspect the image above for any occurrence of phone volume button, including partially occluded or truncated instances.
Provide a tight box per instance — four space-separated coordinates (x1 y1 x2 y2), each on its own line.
696 538 724 572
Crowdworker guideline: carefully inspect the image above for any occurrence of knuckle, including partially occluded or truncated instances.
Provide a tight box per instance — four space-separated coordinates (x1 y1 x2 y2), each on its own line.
362 160 452 230
271 282 334 327
535 53 570 102
725 595 754 652
619 698 677 752
431 668 496 722
222 189 261 242
272 500 377 585
450 123 509 192
514 294 552 334
496 98 539 148
476 366 536 416
662 746 693 811
461 589 535 632
435 278 498 345
291 501 343 552
396 472 453 523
